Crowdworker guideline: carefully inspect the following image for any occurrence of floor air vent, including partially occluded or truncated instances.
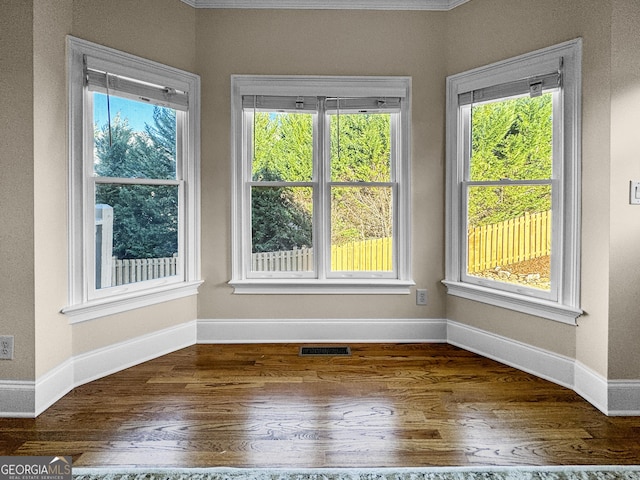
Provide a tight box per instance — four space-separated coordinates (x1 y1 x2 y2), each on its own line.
299 346 351 356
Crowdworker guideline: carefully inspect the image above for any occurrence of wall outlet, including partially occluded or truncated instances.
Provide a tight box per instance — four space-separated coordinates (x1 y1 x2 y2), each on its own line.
0 336 14 360
630 181 640 205
416 289 427 305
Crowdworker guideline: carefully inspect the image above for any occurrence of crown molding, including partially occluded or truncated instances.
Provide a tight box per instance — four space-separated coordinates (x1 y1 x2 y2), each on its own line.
180 0 470 10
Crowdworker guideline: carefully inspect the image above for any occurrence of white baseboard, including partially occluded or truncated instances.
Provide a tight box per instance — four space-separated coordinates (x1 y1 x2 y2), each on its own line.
3 317 639 417
448 321 640 416
72 320 197 387
159 319 640 416
573 361 608 414
608 379 640 416
574 363 640 416
35 357 75 417
447 320 576 389
197 318 448 343
0 380 35 417
1 321 198 418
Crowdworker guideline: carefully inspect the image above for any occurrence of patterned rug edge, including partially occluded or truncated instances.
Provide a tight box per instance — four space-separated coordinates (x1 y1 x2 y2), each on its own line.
72 465 640 480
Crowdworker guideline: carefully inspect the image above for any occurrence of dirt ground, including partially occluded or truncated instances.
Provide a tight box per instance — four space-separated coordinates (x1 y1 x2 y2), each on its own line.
469 255 551 290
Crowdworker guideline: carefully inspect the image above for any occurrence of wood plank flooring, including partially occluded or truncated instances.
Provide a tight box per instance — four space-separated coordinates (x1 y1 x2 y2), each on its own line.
2 343 640 467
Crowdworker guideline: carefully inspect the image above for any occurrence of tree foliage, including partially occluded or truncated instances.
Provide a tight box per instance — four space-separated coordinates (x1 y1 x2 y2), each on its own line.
253 112 313 183
468 94 553 227
330 113 390 183
330 113 392 245
251 113 314 253
94 107 178 259
251 111 393 252
251 170 313 253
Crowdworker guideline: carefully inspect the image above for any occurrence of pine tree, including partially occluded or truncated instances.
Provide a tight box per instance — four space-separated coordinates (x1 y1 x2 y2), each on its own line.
94 107 178 259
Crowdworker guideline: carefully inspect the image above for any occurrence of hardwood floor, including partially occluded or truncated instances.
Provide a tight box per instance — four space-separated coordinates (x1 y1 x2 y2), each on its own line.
2 343 640 467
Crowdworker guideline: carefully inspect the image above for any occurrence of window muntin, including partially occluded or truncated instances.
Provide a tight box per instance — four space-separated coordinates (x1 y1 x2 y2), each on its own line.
328 110 395 274
89 89 184 297
246 100 399 280
462 93 556 298
91 93 182 292
231 76 412 293
249 108 316 276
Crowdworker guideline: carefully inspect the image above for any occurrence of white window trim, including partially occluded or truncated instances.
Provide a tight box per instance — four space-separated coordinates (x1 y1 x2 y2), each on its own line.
443 39 583 325
63 36 202 323
229 75 414 294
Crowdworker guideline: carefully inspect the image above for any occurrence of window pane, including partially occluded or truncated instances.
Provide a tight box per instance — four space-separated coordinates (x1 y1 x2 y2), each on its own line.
330 113 391 182
331 186 393 272
93 93 177 180
251 186 313 272
470 93 553 182
252 112 313 182
95 184 179 289
467 185 551 291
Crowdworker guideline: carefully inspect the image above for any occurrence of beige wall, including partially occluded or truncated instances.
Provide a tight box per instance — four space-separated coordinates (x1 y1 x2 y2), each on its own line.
33 0 74 379
196 9 448 320
72 0 196 73
4 0 640 399
193 1 624 376
0 0 36 381
71 297 197 356
64 0 199 359
62 0 198 356
609 0 640 379
446 0 614 376
0 0 199 384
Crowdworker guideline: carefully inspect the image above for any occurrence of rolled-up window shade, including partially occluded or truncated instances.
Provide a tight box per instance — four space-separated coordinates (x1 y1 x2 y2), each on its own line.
458 71 561 106
241 95 402 113
86 69 189 111
325 97 401 112
242 95 318 112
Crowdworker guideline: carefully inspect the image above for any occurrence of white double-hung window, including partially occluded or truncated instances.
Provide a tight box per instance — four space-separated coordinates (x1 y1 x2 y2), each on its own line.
230 76 413 294
444 40 583 324
64 37 201 322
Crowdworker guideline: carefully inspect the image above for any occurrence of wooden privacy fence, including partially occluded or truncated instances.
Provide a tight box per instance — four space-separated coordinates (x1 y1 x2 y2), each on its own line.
252 246 313 272
251 237 393 272
111 255 178 286
331 237 392 271
468 210 551 273
95 205 179 288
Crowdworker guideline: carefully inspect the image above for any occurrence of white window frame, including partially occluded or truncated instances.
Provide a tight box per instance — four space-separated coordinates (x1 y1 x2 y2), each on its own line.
63 36 202 323
229 75 414 294
443 39 583 325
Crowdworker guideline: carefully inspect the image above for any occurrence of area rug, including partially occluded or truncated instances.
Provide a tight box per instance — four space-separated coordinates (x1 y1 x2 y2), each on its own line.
72 466 640 480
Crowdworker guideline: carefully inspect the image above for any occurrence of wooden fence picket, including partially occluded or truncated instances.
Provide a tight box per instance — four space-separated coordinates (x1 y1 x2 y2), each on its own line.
467 210 551 273
249 238 393 272
110 255 178 287
106 212 550 282
250 215 546 274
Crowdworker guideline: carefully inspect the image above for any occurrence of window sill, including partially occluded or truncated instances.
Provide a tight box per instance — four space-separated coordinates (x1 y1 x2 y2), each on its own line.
229 278 415 295
61 280 203 324
442 280 582 325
